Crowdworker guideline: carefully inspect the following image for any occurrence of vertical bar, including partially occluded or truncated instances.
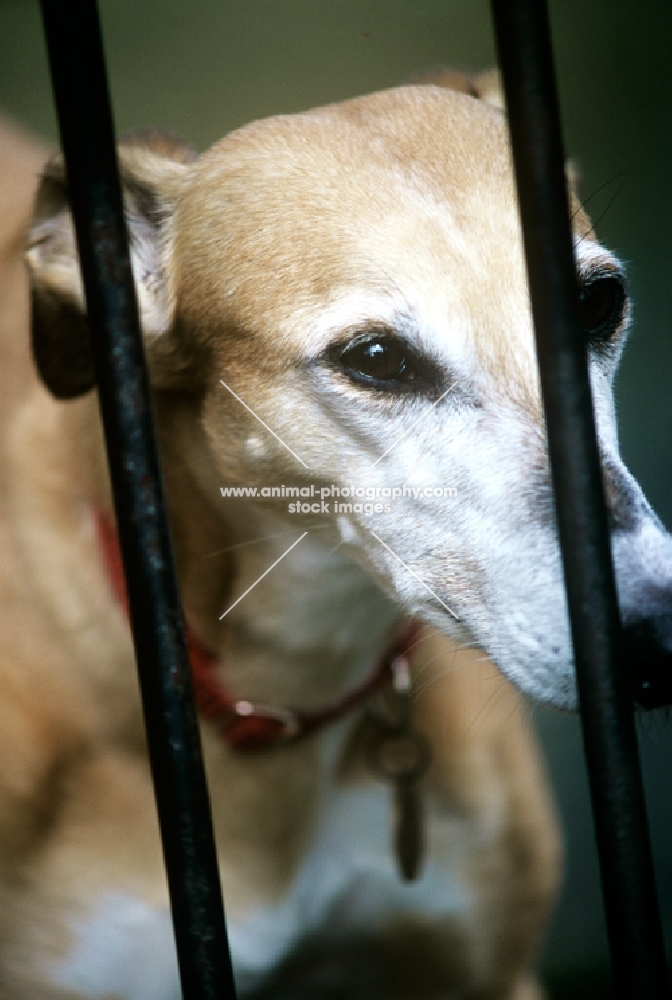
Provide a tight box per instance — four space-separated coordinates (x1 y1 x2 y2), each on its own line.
489 2 669 998
38 2 237 998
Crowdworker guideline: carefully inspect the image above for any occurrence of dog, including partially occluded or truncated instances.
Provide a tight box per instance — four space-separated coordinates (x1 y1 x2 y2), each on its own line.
0 66 670 998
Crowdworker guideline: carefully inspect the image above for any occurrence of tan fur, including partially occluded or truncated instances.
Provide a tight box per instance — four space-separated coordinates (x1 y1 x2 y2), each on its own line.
0 81 566 1000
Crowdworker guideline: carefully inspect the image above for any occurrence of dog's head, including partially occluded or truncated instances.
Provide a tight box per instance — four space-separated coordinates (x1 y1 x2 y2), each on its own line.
26 83 672 711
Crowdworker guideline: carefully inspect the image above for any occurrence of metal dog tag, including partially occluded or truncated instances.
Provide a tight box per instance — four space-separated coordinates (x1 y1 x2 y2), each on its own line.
387 730 430 880
368 655 431 881
395 773 424 882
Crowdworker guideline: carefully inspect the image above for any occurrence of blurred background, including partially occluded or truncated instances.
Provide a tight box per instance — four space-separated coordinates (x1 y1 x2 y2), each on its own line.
1 1 670 996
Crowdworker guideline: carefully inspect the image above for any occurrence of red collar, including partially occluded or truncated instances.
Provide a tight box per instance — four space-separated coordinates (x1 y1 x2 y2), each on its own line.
94 509 418 752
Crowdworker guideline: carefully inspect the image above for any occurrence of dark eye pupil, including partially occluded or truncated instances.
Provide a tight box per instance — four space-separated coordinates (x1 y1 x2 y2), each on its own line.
579 276 625 338
344 340 408 381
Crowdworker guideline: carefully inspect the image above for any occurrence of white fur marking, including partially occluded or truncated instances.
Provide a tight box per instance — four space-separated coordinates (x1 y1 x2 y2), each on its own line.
220 379 309 468
47 895 180 1000
229 782 469 994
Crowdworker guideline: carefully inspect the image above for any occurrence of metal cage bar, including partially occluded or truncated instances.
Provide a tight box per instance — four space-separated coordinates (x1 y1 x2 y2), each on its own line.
490 2 670 998
38 2 237 998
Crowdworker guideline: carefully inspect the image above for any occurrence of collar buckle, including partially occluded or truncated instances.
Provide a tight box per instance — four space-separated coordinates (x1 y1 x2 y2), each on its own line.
223 700 302 751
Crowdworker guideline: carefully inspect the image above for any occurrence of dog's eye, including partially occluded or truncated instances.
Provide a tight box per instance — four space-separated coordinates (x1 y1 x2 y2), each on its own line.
325 330 442 396
579 274 626 342
341 340 408 382
341 339 410 382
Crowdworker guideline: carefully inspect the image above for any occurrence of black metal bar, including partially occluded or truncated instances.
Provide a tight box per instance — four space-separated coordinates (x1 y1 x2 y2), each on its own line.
490 2 669 997
38 3 237 997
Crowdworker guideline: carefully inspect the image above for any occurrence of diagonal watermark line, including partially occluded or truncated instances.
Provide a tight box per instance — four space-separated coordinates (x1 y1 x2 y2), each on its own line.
220 380 309 469
369 529 459 620
370 381 458 468
219 532 309 620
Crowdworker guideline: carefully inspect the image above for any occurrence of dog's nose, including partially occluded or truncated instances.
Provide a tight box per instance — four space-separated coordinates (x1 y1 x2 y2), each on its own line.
621 612 672 710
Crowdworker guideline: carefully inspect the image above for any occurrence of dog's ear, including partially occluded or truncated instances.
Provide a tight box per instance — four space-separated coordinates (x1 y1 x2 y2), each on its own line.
26 132 196 399
407 68 504 111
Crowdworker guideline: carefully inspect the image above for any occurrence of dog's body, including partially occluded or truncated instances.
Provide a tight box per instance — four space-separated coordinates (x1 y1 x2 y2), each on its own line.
0 73 671 999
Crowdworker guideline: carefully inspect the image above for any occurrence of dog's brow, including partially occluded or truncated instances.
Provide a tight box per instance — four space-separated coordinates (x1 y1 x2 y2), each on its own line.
220 380 309 469
370 381 458 468
369 530 459 621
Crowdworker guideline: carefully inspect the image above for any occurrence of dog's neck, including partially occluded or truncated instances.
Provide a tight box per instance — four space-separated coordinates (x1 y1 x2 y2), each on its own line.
206 502 405 712
140 397 407 714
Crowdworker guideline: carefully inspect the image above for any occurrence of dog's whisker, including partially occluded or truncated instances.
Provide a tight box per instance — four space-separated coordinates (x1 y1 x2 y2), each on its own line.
410 640 487 693
578 165 635 213
465 676 513 737
200 522 335 559
202 529 304 558
587 181 627 233
411 647 471 699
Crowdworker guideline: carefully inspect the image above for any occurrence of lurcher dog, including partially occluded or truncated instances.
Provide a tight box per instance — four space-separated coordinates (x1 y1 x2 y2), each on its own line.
0 69 670 998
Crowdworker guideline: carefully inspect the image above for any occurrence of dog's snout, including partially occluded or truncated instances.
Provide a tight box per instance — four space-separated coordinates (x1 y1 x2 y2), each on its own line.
621 607 672 711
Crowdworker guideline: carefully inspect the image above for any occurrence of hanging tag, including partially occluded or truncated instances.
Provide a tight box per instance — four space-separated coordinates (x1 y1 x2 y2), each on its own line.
368 655 431 881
